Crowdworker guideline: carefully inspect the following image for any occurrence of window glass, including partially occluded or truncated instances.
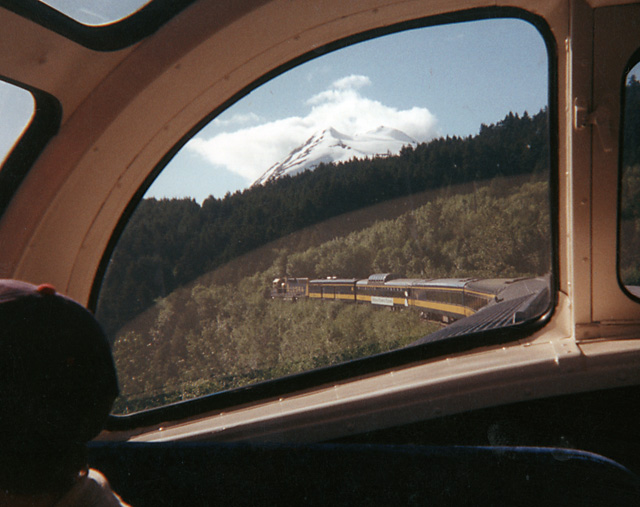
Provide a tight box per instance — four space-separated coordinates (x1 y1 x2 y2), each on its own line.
0 80 35 166
97 17 551 414
620 62 640 296
39 0 153 26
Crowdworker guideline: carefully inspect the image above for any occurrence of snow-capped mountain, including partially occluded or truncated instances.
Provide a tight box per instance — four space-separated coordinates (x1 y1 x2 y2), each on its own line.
252 126 418 186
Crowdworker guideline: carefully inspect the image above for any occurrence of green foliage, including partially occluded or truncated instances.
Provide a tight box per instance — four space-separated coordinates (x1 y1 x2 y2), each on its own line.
620 78 640 287
111 176 549 414
112 279 435 414
620 165 640 286
623 76 640 168
284 178 549 280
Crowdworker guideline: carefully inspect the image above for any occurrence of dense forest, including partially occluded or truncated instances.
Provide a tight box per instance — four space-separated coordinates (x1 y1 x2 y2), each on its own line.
623 76 640 169
97 108 549 337
620 76 640 286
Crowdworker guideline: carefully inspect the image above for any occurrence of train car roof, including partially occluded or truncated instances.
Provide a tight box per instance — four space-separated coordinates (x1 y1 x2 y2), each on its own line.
360 278 430 287
465 277 549 295
367 273 402 283
309 278 359 284
410 278 474 288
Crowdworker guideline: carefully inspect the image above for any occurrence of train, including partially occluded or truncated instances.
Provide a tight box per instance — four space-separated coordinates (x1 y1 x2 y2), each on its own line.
272 274 548 324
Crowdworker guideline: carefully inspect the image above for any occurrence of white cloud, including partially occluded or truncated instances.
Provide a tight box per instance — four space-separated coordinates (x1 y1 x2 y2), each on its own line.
332 74 371 90
187 74 438 182
211 112 263 127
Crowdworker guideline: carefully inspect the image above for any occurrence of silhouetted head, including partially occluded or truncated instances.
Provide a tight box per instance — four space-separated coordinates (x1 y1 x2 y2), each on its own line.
0 280 118 494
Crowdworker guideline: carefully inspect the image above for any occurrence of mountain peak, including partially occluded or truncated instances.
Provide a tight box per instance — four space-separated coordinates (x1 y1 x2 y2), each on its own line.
252 126 417 186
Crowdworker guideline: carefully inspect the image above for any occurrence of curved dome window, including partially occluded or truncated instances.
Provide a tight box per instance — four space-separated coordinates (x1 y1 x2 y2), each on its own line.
97 15 553 415
39 0 154 26
0 80 34 167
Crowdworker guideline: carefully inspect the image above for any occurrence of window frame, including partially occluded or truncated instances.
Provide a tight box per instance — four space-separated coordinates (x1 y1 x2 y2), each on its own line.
0 0 197 51
589 4 640 323
0 76 61 218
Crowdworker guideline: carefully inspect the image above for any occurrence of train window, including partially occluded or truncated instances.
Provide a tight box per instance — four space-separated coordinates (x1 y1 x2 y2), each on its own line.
97 16 552 415
0 80 34 166
620 61 640 297
38 0 153 25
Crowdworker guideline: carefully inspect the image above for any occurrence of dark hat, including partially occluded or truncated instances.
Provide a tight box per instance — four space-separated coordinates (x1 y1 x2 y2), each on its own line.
0 279 118 451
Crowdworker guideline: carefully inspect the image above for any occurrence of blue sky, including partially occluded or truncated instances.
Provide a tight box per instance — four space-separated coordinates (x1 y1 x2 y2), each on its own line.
148 17 548 202
0 16 548 202
39 0 153 25
0 85 34 166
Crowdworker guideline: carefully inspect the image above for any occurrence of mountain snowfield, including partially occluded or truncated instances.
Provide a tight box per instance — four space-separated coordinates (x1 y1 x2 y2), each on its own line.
252 126 418 186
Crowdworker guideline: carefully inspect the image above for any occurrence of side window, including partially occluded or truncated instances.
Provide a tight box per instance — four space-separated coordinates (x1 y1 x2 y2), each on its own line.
97 16 552 414
0 80 34 166
620 62 640 297
38 0 153 25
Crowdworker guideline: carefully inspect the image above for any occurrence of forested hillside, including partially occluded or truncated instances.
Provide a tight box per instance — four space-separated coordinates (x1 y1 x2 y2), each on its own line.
97 109 549 337
620 76 640 286
283 179 549 280
112 177 549 413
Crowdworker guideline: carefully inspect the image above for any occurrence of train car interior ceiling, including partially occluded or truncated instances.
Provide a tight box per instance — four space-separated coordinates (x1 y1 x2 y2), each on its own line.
2 0 640 504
